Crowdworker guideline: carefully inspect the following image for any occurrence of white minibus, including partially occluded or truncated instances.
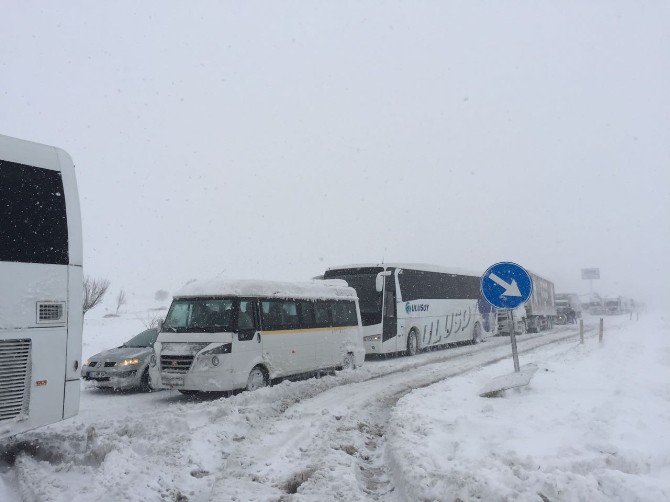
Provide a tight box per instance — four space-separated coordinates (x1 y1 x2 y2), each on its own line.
151 279 364 394
1 134 82 438
323 263 494 356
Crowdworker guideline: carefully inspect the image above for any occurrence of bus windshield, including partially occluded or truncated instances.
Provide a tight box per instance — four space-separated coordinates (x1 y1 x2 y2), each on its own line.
325 273 382 326
163 298 236 333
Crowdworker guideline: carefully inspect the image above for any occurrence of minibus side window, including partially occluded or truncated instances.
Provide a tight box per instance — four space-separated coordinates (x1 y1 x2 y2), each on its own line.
298 301 315 329
314 300 331 328
261 299 300 330
237 299 257 341
332 301 358 327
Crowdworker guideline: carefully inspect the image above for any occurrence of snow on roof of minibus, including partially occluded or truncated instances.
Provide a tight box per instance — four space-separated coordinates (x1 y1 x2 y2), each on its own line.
174 278 356 300
326 263 482 277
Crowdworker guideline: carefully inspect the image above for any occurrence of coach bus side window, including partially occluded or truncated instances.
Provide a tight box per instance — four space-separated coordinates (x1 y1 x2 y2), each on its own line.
0 160 69 264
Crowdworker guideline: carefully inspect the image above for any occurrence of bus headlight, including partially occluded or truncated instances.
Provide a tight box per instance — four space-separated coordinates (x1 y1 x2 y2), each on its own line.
120 358 140 366
364 335 381 342
150 355 157 367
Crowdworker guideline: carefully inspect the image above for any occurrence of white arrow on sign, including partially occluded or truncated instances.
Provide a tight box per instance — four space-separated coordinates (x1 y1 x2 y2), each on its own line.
489 273 522 297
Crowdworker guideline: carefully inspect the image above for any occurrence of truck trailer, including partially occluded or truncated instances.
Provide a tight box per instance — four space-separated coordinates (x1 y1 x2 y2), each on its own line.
496 270 557 334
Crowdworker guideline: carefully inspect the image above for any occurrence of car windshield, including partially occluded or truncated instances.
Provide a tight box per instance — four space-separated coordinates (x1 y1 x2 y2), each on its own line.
163 298 236 333
124 328 159 348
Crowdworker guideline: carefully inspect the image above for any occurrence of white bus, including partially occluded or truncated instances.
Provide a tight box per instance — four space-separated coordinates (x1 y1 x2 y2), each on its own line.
0 134 82 438
151 279 365 394
323 264 494 356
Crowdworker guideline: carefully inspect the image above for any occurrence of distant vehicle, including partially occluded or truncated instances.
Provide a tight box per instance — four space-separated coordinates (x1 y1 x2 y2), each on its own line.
1 134 82 439
322 263 494 356
496 306 527 335
81 328 159 390
496 270 557 333
151 279 365 395
604 296 634 315
555 293 582 324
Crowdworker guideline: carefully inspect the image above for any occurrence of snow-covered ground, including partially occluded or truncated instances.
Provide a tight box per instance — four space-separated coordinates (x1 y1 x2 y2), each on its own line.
387 314 670 501
1 313 666 501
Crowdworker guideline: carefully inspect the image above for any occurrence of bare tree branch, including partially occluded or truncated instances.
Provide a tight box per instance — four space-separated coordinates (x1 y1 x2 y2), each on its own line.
83 276 111 315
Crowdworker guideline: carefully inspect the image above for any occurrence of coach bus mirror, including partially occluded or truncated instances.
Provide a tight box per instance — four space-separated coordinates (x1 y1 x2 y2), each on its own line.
375 271 391 292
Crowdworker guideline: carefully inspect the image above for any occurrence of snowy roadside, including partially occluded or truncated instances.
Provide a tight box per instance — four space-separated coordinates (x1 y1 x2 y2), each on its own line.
0 315 622 501
387 314 670 501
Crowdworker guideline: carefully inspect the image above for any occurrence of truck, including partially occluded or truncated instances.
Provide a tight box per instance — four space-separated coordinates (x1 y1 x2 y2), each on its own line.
604 296 634 315
496 270 557 334
555 293 582 324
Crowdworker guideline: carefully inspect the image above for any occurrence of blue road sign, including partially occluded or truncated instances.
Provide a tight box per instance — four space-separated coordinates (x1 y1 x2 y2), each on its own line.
481 262 533 309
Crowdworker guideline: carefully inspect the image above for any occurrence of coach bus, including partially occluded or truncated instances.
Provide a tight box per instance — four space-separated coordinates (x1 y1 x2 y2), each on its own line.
151 279 365 394
322 263 493 356
1 134 82 438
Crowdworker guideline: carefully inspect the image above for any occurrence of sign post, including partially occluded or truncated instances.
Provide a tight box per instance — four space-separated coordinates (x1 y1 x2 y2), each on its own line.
481 262 533 374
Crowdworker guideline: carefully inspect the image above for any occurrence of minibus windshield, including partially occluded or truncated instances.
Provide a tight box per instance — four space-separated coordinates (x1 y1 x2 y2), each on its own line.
163 298 236 333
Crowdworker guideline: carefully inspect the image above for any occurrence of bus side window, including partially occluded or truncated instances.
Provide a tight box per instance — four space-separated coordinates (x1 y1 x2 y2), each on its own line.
384 285 396 318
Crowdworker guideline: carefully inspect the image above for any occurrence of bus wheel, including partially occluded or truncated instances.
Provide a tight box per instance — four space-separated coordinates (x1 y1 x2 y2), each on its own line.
472 322 483 344
407 330 418 356
246 366 268 392
341 352 355 370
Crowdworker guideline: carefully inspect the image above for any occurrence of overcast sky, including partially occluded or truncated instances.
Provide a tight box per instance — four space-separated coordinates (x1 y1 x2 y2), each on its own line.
2 1 669 310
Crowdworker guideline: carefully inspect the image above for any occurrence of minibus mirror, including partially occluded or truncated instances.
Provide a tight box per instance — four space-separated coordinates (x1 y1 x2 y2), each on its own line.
375 271 391 292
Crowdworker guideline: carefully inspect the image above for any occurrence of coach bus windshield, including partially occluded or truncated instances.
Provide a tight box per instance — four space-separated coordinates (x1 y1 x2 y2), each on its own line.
163 298 236 333
323 271 382 325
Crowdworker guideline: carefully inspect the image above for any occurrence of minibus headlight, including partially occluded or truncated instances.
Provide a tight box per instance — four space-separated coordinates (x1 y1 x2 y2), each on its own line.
150 355 157 367
202 343 232 355
364 335 381 342
120 358 140 366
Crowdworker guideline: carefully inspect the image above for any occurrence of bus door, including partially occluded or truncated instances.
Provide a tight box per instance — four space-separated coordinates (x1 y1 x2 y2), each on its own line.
233 299 261 387
381 270 398 351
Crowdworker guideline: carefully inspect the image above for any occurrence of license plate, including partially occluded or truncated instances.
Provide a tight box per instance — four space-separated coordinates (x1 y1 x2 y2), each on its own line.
91 371 107 378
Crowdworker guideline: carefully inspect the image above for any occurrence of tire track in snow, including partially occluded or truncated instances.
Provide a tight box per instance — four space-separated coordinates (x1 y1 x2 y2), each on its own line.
210 318 630 500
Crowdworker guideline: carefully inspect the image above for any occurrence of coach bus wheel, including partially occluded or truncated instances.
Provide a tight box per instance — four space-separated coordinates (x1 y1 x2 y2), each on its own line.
407 330 418 356
341 352 355 370
246 366 268 392
472 322 483 344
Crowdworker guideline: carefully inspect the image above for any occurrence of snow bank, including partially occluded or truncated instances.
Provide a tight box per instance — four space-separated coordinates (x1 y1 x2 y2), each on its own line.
387 314 670 501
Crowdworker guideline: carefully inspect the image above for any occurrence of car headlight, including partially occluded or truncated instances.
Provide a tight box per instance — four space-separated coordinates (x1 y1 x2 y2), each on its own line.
83 358 91 366
120 358 141 366
364 335 381 342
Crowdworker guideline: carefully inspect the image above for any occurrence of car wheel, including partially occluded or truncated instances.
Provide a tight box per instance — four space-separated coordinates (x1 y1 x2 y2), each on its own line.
246 366 268 392
140 368 153 392
407 330 418 356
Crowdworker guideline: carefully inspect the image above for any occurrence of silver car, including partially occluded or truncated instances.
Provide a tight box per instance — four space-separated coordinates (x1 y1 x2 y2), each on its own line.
82 328 159 391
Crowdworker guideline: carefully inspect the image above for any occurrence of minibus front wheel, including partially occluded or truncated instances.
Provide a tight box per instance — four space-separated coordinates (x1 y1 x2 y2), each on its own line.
246 366 269 391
